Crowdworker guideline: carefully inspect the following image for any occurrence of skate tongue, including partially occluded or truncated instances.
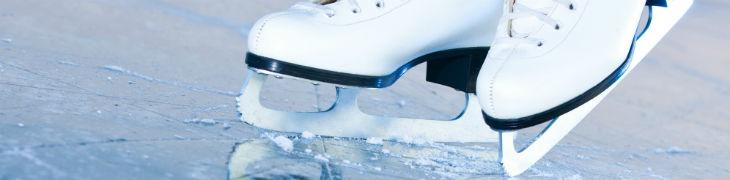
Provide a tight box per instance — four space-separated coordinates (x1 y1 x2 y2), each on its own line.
511 0 558 37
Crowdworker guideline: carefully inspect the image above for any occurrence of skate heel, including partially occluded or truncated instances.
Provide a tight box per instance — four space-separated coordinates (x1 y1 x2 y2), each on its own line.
646 0 667 7
425 47 489 93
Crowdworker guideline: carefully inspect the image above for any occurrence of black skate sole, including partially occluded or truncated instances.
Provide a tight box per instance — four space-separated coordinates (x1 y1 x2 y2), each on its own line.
245 47 489 90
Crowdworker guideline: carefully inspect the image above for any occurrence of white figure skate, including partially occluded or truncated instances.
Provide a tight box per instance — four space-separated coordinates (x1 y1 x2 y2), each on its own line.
238 0 502 142
476 0 693 176
237 0 692 176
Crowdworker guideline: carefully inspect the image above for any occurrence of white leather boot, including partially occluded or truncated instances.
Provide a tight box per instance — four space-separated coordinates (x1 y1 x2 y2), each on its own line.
246 0 502 88
477 0 649 130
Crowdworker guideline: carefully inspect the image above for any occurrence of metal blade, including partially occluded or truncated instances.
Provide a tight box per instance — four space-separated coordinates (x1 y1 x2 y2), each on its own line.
237 70 498 143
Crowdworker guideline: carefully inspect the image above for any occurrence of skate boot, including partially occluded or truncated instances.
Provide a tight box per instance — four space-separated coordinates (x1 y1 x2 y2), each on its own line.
238 0 503 143
475 0 692 176
478 0 650 129
246 0 501 88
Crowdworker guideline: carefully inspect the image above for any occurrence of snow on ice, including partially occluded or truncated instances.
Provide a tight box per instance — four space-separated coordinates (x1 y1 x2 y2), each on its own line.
373 167 382 171
271 135 293 152
397 136 430 145
301 131 316 139
314 154 329 162
366 137 384 145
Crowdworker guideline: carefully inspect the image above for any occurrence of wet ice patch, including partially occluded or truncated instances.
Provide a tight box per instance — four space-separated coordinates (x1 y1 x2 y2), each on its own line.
271 135 293 152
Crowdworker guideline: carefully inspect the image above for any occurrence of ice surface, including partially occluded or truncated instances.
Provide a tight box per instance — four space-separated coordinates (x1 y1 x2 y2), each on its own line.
1 0 729 179
56 60 79 66
652 146 693 155
101 65 238 97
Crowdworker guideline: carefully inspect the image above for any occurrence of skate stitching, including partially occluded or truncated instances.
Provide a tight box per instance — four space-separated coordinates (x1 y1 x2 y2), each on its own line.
253 13 290 52
488 48 517 115
254 19 271 52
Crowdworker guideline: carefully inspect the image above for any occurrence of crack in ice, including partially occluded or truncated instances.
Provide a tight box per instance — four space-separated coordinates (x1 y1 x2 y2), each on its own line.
101 65 239 97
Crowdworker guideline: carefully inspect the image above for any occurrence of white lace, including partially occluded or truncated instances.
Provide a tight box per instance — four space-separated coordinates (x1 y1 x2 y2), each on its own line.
498 0 575 47
292 0 386 17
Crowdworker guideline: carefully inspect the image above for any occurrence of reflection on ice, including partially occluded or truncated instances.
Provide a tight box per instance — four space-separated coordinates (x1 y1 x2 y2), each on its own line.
227 135 501 179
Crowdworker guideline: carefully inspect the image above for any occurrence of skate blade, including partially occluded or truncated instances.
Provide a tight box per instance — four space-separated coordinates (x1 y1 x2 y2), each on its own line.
499 0 693 176
250 68 374 90
237 70 497 143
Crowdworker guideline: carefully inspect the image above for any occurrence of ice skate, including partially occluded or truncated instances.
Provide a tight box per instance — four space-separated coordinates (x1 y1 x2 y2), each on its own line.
475 0 693 176
238 0 502 142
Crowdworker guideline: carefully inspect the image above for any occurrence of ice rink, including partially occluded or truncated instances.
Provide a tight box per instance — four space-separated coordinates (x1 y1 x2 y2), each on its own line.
1 0 728 179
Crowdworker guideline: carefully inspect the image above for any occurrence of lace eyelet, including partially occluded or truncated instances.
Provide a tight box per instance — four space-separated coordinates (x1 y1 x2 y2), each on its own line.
352 9 359 14
554 24 560 30
569 4 575 10
376 2 383 8
537 42 544 47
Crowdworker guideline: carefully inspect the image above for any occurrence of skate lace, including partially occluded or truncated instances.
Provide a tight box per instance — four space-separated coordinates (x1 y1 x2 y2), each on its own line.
497 0 575 47
292 0 387 17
